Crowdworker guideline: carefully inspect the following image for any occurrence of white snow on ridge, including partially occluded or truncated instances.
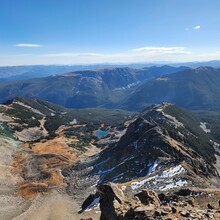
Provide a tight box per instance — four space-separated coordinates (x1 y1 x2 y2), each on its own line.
210 139 220 147
156 77 169 81
159 179 187 191
155 103 172 112
131 179 151 190
163 113 184 128
159 164 186 178
200 122 211 133
113 82 140 91
130 164 186 191
147 161 158 176
156 104 184 128
69 119 77 125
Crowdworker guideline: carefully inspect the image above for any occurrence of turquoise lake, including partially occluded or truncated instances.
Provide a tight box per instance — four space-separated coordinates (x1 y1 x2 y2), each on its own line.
95 130 109 139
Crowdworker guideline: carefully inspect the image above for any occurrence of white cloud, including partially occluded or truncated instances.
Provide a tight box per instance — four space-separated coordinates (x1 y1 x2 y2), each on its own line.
131 46 190 54
2 45 202 65
34 46 192 65
42 47 191 63
45 47 191 59
15 43 42 47
194 25 201 30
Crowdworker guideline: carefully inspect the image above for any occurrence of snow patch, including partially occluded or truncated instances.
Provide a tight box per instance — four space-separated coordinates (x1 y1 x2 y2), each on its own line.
84 197 100 212
210 139 220 149
200 122 211 133
159 179 187 191
147 161 158 175
156 77 169 81
69 119 77 125
178 131 184 138
159 164 186 178
163 113 184 128
130 164 186 191
156 104 184 128
113 82 140 91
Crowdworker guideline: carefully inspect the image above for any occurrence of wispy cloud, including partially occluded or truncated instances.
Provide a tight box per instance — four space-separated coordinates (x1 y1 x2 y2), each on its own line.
44 53 103 57
42 47 191 61
131 46 191 54
15 43 42 47
36 46 192 64
194 25 201 30
185 25 201 31
2 45 196 65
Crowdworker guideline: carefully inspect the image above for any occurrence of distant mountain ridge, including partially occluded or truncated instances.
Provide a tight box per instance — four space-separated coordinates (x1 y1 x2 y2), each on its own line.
0 64 188 82
121 66 220 111
0 65 134 81
1 60 220 81
1 65 220 112
0 66 188 108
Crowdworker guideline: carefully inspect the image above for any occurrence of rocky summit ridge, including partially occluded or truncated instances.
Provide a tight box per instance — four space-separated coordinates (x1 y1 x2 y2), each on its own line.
92 103 218 186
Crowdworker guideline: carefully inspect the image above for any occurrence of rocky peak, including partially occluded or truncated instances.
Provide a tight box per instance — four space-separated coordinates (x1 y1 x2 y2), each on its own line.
93 104 218 188
97 183 161 220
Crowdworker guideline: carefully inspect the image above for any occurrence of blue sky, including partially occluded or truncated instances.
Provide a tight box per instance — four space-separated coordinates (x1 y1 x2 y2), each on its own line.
0 0 220 65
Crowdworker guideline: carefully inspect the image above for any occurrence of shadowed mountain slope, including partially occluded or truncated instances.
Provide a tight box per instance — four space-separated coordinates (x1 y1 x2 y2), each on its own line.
121 67 220 111
0 66 188 108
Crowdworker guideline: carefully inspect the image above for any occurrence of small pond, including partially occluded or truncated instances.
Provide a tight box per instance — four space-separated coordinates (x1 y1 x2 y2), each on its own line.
95 130 109 139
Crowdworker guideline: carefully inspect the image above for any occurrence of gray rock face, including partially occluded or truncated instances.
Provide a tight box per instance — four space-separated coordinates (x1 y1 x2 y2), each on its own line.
97 183 161 220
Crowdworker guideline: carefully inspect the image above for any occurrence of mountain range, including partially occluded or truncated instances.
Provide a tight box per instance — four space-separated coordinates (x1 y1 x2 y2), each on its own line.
1 66 220 112
0 65 188 108
121 66 220 111
1 60 220 82
0 64 184 81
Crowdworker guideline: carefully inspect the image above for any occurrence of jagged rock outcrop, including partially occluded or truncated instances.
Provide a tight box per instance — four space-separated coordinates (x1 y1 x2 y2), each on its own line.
97 183 161 220
91 183 220 220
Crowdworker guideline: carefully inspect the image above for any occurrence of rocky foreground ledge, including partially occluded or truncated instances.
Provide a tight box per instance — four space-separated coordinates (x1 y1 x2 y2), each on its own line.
81 183 220 220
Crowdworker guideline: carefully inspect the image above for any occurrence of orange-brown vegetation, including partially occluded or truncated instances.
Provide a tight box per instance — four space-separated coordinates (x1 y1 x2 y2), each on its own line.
12 130 100 199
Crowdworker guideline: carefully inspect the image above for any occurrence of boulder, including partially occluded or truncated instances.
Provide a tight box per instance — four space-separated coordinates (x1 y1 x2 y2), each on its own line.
135 190 160 207
97 183 160 220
